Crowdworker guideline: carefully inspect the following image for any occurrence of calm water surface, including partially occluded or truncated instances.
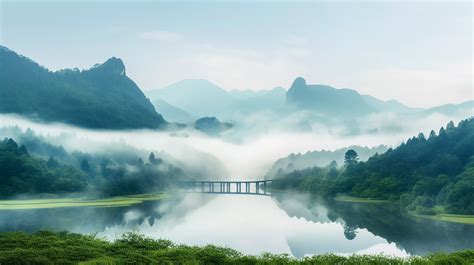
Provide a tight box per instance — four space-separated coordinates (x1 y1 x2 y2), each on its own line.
0 193 473 257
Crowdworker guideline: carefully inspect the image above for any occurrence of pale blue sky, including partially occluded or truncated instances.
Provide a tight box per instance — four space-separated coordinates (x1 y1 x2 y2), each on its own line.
0 1 472 108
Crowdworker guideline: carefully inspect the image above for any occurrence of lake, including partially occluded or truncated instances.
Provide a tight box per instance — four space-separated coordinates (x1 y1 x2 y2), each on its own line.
0 192 473 258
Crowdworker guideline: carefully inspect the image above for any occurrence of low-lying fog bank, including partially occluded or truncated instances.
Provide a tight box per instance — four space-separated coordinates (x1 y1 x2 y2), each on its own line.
0 112 470 179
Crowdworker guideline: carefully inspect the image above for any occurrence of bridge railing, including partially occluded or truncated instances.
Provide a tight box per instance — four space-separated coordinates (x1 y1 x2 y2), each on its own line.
177 179 274 196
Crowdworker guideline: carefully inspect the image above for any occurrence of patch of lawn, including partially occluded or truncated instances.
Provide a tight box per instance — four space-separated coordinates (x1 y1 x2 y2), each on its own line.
409 212 474 225
0 193 166 210
335 195 389 204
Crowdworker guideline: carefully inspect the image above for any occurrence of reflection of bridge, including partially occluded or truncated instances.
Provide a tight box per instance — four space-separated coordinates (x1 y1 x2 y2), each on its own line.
178 180 274 196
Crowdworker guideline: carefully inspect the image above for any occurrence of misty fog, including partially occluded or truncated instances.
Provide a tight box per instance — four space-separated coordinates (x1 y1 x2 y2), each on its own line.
0 111 468 179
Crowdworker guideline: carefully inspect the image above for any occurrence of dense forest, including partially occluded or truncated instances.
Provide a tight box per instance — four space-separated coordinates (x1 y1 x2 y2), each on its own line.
266 145 388 178
0 46 165 129
0 132 186 198
271 118 474 214
0 138 86 196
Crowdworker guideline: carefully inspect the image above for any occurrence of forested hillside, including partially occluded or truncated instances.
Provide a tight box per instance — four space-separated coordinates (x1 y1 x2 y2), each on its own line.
272 118 474 214
266 145 387 178
0 138 86 197
0 46 165 129
0 133 187 198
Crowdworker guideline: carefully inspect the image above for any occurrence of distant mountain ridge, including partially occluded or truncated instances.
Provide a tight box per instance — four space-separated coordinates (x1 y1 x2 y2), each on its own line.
151 98 194 123
0 46 165 129
146 79 236 118
286 77 376 116
145 79 286 120
147 77 472 123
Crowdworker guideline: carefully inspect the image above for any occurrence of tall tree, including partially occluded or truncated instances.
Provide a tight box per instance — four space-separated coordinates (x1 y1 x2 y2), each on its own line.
344 149 359 166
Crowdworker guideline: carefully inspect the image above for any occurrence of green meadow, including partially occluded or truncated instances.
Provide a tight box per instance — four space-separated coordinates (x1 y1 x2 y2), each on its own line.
334 195 390 204
409 212 474 225
0 193 167 210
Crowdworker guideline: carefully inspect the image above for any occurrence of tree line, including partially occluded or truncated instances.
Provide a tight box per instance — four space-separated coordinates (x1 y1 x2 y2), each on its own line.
271 118 474 215
0 133 186 198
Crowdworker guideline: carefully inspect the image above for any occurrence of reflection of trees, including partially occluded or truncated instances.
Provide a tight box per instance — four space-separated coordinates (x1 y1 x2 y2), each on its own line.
343 224 358 240
326 200 474 255
272 194 474 255
0 197 184 234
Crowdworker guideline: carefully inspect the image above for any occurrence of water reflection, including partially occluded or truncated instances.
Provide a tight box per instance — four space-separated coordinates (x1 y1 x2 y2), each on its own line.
0 193 472 257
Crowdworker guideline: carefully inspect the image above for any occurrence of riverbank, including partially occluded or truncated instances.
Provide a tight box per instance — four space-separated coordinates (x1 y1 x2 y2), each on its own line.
333 194 474 225
409 212 474 225
0 231 472 264
0 193 167 210
334 195 390 204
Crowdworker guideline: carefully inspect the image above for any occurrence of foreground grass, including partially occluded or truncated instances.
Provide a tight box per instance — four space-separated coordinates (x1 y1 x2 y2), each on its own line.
0 193 166 210
0 231 472 264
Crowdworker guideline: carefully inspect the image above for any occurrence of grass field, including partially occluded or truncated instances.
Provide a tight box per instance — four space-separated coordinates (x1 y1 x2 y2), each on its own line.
334 195 389 204
334 195 474 225
0 193 167 210
409 212 474 225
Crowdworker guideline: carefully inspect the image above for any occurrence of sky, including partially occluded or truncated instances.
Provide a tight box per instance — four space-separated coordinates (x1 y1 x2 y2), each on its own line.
0 1 472 108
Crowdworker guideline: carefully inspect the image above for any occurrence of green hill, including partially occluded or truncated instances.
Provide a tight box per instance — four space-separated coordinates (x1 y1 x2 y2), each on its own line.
0 46 165 129
0 138 86 197
272 118 474 214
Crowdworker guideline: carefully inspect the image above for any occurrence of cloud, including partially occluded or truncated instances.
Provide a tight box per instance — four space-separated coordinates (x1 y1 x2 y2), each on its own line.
139 30 183 42
2 111 467 180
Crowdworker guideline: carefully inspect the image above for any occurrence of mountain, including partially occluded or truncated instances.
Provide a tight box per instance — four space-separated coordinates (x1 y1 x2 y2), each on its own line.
362 95 415 113
194 117 233 135
146 79 236 118
151 98 194 123
0 46 165 129
230 87 286 112
149 77 471 126
146 80 287 120
286 77 375 116
265 145 388 178
424 100 473 116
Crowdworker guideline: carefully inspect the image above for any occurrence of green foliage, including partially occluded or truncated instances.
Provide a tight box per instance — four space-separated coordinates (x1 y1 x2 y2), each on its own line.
0 126 190 197
272 119 474 214
0 138 87 197
445 162 474 214
0 231 472 264
0 132 187 198
344 149 359 166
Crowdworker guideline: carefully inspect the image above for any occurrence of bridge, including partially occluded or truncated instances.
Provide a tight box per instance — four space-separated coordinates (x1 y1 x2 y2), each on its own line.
177 179 274 196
